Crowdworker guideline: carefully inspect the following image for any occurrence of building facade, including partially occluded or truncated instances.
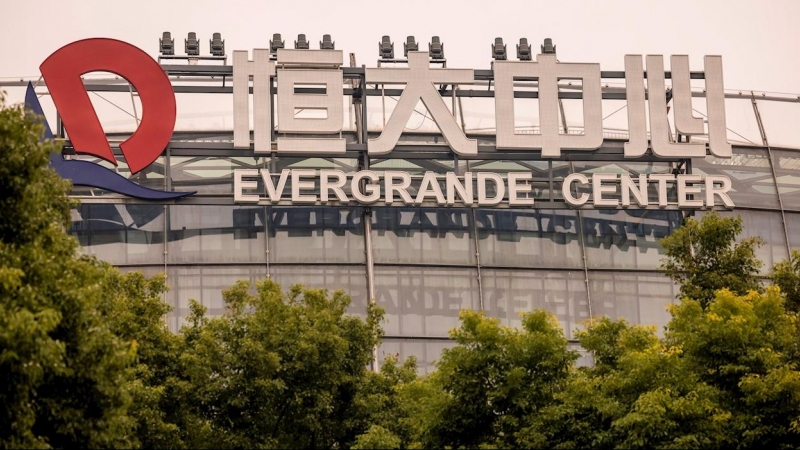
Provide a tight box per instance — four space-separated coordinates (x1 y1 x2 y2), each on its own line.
13 37 800 372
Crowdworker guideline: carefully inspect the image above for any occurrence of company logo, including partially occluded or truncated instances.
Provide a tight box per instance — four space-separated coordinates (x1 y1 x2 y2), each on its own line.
27 38 193 200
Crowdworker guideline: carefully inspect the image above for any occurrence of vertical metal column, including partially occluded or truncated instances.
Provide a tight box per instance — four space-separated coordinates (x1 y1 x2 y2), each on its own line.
751 92 792 256
352 61 379 371
163 146 171 327
568 161 593 320
462 160 485 311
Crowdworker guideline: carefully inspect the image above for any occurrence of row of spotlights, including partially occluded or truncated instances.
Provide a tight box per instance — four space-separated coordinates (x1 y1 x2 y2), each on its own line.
160 31 225 57
159 32 336 57
269 33 335 52
493 37 555 61
378 36 555 61
379 36 443 60
160 32 556 61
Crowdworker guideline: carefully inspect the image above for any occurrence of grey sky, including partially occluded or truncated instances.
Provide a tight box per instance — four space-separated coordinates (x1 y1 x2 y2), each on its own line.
3 0 798 93
2 0 799 147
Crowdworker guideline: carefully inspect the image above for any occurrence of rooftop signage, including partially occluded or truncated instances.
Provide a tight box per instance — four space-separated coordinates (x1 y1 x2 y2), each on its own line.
31 37 735 209
232 48 730 159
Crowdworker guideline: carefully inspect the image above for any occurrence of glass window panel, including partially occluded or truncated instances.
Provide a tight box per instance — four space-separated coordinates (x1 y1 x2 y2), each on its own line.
378 339 457 375
166 266 266 332
70 203 165 265
118 266 166 278
476 209 582 268
372 208 474 265
774 149 800 211
269 265 368 318
582 209 683 270
481 269 589 339
375 266 479 337
274 156 359 173
168 205 266 263
784 212 800 250
269 207 365 263
70 155 166 197
569 343 595 368
692 147 779 209
588 271 678 334
694 210 788 274
169 156 267 195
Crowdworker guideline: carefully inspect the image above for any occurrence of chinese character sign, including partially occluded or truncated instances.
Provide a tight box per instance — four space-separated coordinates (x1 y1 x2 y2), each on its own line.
231 49 731 159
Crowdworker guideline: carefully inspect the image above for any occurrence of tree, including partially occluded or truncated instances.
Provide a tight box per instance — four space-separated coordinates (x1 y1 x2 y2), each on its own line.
661 211 763 308
668 288 800 449
172 279 383 449
101 270 185 449
352 354 419 448
411 310 577 448
0 96 136 447
524 288 800 450
770 249 800 313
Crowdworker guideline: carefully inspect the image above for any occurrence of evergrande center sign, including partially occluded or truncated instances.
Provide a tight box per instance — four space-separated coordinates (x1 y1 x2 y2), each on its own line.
35 38 735 209
230 49 733 209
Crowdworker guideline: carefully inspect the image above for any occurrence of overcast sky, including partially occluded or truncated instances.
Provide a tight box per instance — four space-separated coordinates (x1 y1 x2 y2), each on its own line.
3 0 798 92
2 0 799 146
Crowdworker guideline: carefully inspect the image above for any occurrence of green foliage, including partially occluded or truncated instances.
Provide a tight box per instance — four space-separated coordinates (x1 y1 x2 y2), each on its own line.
4 91 800 448
770 249 800 313
668 288 800 448
172 280 384 449
0 96 136 448
352 425 401 450
528 288 800 450
354 354 420 447
101 270 184 449
661 211 763 308
411 310 578 448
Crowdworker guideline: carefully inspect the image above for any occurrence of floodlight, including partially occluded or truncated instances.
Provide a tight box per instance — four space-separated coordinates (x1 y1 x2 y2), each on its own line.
295 34 310 49
379 36 394 59
185 32 200 56
429 36 444 59
517 38 532 61
320 34 335 50
491 37 507 61
404 36 418 56
541 38 556 54
209 32 225 57
270 33 285 54
159 32 174 56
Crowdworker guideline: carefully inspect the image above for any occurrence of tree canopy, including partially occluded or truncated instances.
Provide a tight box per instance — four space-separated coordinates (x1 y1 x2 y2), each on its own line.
2 94 800 448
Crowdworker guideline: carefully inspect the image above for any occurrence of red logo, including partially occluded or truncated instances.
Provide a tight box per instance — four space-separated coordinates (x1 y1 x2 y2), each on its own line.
40 38 176 174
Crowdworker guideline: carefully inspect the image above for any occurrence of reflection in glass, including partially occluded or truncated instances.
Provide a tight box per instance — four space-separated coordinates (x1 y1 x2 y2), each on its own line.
168 205 266 263
374 266 479 337
476 209 582 268
269 207 365 263
170 156 266 195
166 266 266 332
269 265 368 318
774 150 800 211
693 148 779 209
372 208 474 265
70 156 166 196
581 209 682 270
588 271 677 334
70 203 165 265
482 269 589 339
695 209 788 274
